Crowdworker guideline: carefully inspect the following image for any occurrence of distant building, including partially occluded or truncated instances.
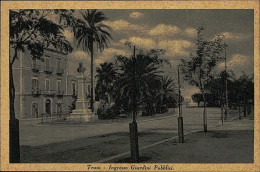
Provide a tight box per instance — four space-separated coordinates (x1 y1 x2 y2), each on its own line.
12 48 91 119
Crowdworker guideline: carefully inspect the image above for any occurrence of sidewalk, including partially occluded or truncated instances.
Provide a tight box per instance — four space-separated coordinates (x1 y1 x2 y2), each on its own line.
109 118 254 163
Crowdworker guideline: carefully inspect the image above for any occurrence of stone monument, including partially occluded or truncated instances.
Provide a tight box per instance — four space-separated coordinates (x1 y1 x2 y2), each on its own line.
70 62 96 122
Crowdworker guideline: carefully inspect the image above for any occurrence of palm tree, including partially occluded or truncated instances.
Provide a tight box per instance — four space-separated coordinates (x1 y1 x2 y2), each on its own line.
114 50 166 117
156 76 177 113
74 9 112 112
96 62 117 105
113 49 167 162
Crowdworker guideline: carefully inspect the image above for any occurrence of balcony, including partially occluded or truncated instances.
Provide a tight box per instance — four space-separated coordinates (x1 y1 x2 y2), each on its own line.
57 90 64 97
32 64 41 72
56 68 64 75
32 88 41 97
44 67 54 74
45 90 55 97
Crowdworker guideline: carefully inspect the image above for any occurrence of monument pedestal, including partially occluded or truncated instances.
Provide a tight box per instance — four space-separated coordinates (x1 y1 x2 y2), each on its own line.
71 108 97 122
70 73 97 122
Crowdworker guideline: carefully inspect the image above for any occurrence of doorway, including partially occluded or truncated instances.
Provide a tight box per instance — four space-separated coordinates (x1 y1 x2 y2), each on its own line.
32 103 39 118
45 99 51 116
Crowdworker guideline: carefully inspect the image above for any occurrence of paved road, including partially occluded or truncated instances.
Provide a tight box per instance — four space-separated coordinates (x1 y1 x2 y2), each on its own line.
20 107 224 146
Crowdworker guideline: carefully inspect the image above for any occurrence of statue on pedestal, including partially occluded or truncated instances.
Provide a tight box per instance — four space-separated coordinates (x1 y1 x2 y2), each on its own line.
70 62 97 122
77 62 86 73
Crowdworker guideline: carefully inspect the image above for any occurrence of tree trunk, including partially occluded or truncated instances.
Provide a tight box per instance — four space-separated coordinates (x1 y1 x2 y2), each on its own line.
202 92 207 133
220 94 224 124
90 41 94 113
107 93 111 106
9 60 20 162
221 106 224 125
238 99 242 119
243 97 247 117
129 122 139 162
10 62 15 120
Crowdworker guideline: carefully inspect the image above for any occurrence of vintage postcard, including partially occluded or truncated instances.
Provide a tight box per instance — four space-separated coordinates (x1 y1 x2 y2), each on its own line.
0 0 259 171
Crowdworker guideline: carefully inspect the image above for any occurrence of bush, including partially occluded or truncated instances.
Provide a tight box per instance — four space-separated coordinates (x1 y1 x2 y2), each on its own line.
97 104 120 119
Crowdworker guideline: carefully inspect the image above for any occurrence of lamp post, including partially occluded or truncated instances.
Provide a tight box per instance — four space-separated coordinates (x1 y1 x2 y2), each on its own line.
224 43 229 119
177 65 184 143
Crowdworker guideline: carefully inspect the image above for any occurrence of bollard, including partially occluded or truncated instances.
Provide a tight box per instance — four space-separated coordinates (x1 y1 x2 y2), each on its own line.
178 116 184 143
129 122 139 162
9 118 20 163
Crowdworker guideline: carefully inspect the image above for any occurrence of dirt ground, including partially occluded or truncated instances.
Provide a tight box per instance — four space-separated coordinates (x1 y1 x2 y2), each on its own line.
19 108 253 163
112 130 254 163
20 131 176 163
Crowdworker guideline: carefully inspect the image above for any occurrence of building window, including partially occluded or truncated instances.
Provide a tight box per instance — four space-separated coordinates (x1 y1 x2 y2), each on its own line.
32 59 37 67
45 99 51 116
57 80 61 92
57 59 61 70
45 78 50 91
32 78 39 89
32 59 40 72
72 82 76 95
32 102 39 118
45 57 50 70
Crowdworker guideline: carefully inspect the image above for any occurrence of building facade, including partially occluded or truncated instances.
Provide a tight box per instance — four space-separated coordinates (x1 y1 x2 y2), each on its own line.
12 48 91 119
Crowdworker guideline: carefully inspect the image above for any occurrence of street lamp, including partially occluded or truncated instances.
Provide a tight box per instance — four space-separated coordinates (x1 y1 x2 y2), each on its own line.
224 43 229 119
170 62 184 143
177 65 184 143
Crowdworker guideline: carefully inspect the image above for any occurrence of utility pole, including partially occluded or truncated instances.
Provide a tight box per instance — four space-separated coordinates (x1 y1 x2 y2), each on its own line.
177 65 184 143
133 46 137 123
129 45 139 162
224 43 229 119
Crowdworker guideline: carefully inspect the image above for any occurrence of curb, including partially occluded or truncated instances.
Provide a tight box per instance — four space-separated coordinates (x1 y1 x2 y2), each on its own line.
32 114 177 127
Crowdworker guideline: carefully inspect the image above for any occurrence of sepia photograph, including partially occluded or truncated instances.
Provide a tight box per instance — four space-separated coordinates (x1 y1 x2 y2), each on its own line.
1 0 260 171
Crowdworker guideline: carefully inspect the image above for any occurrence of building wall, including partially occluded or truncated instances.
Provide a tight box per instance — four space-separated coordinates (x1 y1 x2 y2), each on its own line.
12 48 84 119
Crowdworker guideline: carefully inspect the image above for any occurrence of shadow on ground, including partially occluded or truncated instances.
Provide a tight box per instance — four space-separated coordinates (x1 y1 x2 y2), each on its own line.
20 131 175 163
111 130 254 163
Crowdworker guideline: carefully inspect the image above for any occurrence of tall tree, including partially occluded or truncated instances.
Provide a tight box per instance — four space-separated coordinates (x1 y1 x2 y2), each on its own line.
233 73 254 117
180 26 224 132
74 10 112 112
205 70 235 108
114 49 167 115
114 48 167 162
191 93 203 107
9 9 76 162
156 76 177 113
10 9 76 118
96 62 117 105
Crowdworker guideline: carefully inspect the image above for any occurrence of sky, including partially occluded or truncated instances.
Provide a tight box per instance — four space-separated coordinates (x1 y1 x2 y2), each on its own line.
64 9 254 98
